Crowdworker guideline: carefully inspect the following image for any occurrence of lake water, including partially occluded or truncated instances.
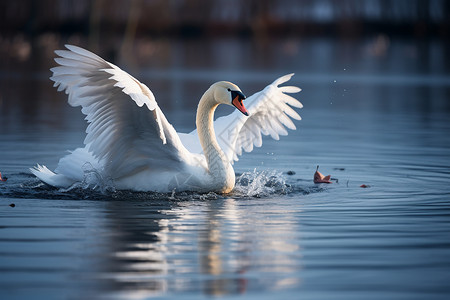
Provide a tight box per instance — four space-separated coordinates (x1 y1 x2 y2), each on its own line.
1 36 450 300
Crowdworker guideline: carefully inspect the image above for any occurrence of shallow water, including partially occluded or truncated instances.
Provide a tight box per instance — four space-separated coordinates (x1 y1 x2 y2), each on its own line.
1 37 450 299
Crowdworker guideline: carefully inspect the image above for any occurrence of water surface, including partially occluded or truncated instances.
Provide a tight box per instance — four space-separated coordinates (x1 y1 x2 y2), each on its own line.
1 36 450 299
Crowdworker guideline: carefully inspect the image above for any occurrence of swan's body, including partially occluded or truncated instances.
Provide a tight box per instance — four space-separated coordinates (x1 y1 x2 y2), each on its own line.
31 45 302 193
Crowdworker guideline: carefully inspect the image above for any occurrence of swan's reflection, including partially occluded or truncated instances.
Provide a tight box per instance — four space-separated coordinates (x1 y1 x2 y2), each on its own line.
96 196 302 298
96 199 174 298
196 198 302 295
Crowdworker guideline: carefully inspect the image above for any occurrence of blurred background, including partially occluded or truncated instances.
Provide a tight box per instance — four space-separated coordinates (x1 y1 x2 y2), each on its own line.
0 0 449 132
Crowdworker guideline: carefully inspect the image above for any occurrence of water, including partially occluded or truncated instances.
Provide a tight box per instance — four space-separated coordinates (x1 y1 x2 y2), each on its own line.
1 36 450 299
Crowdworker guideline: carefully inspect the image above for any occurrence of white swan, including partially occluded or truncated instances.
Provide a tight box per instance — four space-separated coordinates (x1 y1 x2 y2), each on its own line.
30 45 302 193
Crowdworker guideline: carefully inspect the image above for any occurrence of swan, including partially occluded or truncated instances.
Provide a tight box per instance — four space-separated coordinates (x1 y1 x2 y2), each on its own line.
30 45 302 193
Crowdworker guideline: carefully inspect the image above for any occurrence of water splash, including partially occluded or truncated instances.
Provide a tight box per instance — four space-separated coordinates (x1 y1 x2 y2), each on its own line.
233 169 290 197
62 163 115 194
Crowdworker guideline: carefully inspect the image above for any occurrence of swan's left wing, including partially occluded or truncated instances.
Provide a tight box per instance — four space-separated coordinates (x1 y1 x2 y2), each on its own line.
182 74 302 163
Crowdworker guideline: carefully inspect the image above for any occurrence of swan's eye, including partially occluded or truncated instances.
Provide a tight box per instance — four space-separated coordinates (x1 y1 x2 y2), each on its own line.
227 88 231 92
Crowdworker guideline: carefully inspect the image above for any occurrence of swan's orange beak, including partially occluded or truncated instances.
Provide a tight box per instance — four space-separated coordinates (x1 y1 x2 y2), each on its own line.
231 90 248 116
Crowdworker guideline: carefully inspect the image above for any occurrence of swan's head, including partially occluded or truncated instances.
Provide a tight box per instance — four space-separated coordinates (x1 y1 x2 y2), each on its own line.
213 81 248 116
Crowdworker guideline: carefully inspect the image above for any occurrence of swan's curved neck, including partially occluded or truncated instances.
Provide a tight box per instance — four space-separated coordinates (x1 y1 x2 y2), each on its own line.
196 88 234 193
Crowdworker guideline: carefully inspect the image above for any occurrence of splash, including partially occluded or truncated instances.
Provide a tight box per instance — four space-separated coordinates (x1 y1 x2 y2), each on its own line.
233 169 289 197
62 163 116 194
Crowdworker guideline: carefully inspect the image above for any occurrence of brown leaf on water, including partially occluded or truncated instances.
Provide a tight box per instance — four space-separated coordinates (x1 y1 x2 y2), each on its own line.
0 171 7 182
314 166 332 184
360 184 370 188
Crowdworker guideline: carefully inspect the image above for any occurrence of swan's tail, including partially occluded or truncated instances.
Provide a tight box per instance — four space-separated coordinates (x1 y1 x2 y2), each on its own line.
30 147 102 188
30 164 74 188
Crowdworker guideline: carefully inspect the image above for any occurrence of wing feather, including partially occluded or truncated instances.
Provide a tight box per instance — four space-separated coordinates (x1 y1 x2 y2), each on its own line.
216 74 301 162
282 93 303 108
51 45 189 178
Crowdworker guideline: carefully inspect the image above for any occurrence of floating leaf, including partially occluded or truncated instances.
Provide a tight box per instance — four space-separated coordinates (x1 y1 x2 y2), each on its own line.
0 172 7 182
314 166 332 184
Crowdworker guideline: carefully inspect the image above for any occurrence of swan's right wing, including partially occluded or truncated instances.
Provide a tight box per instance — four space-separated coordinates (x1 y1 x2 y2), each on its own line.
51 45 190 178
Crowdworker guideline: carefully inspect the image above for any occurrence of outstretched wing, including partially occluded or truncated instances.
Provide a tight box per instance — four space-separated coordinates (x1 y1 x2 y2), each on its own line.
51 45 189 178
181 74 302 163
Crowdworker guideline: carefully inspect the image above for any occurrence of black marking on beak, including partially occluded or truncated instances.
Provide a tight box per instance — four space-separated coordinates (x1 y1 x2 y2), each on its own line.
231 90 246 102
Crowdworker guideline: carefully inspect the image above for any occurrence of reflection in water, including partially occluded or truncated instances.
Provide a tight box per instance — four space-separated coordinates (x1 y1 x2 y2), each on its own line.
198 199 247 296
96 197 303 298
97 200 174 298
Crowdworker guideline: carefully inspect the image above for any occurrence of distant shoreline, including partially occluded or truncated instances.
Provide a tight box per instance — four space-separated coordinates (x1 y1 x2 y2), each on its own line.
0 0 448 39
